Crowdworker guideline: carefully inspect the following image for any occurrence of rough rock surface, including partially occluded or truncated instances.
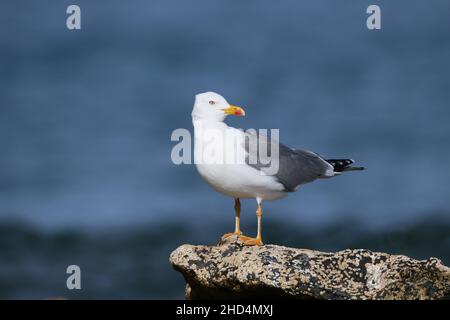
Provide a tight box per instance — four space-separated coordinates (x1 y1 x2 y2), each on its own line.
170 235 450 300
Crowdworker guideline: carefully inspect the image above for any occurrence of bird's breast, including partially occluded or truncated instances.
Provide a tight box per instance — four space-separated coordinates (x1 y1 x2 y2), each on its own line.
192 121 286 200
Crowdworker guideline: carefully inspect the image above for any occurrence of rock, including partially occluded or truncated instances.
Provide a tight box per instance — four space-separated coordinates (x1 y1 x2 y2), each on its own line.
169 235 450 300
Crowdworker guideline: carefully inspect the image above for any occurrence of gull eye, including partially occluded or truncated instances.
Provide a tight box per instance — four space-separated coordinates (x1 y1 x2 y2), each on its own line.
209 100 215 105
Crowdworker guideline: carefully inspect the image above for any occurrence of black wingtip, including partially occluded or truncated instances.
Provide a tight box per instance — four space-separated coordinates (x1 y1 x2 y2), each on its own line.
326 158 356 172
343 166 366 171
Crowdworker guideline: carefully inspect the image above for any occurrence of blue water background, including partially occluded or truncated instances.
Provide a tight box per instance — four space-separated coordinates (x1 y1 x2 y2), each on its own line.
0 0 449 298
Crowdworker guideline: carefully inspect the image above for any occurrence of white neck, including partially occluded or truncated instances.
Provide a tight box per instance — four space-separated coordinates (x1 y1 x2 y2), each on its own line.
192 117 227 130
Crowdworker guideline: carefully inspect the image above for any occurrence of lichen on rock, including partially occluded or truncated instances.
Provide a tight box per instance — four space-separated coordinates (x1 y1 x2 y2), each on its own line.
169 235 450 300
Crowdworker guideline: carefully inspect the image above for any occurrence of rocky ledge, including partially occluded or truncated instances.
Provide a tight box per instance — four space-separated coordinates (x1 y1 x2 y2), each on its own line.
169 235 450 300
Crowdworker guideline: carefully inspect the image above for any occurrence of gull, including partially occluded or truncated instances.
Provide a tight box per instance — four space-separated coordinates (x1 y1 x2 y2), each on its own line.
192 92 365 246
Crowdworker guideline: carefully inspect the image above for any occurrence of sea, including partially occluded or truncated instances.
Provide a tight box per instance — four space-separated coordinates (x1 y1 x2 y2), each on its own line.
0 0 449 298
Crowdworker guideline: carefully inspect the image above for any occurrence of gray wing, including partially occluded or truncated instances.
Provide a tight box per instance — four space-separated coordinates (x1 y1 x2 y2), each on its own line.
243 131 333 192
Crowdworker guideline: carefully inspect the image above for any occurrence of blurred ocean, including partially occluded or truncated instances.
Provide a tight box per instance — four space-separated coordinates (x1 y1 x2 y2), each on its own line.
0 0 449 298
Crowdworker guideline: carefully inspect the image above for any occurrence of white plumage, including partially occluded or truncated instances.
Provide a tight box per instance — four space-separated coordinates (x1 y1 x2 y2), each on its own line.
191 92 365 246
193 119 287 202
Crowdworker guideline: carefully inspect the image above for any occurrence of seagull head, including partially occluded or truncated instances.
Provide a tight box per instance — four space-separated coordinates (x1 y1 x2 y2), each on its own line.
192 92 245 122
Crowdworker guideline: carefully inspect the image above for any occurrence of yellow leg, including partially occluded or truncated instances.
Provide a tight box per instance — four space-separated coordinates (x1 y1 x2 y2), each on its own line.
222 199 243 238
234 198 241 234
240 201 263 246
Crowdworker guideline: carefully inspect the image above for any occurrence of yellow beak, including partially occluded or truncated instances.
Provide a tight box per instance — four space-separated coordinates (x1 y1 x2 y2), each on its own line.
222 105 245 116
